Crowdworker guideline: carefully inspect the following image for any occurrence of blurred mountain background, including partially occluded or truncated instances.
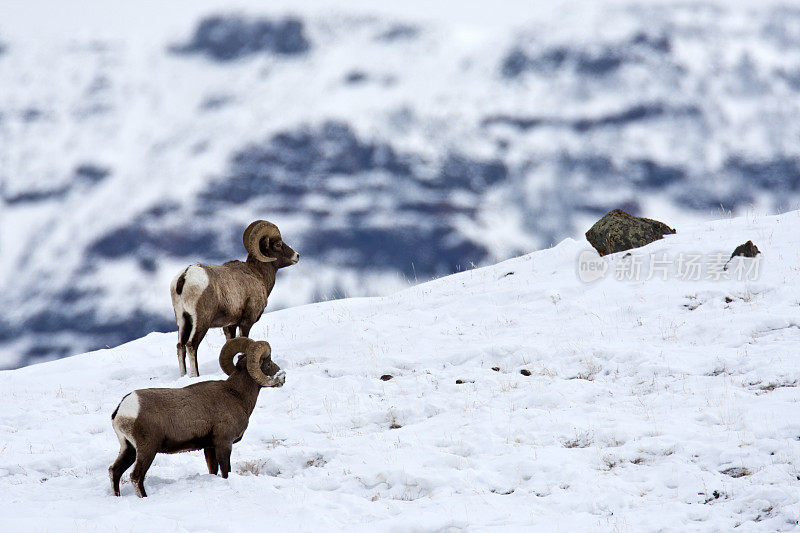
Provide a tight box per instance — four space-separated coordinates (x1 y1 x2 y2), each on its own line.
2 0 799 368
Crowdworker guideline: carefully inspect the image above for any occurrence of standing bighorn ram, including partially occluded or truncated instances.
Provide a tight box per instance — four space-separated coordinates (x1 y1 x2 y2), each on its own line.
110 337 285 497
170 220 299 377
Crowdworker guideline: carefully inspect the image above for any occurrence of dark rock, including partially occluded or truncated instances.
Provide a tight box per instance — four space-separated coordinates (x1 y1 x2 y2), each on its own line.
376 24 419 42
520 369 532 376
380 374 393 381
574 49 624 76
631 32 671 53
491 366 500 372
144 202 181 219
500 48 530 78
571 103 700 132
138 256 158 272
585 209 676 256
729 240 760 259
171 15 310 61
345 70 368 84
199 94 234 110
500 32 672 79
74 163 110 184
3 186 70 205
481 114 545 130
482 103 701 133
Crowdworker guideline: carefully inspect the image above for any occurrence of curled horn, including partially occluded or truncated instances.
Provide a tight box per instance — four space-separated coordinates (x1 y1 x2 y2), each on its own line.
219 337 254 376
243 220 277 263
242 220 262 253
245 340 278 387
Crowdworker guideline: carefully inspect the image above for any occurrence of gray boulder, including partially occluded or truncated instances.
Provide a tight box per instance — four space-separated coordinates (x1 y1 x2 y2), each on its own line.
585 209 676 256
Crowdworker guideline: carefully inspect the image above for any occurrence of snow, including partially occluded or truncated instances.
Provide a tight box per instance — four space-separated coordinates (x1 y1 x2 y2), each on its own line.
1 210 799 531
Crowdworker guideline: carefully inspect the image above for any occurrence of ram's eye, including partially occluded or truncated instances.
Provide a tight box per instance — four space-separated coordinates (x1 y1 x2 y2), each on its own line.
274 242 282 249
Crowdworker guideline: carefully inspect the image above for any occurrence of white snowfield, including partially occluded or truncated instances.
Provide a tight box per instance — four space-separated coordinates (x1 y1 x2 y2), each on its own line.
1 211 799 532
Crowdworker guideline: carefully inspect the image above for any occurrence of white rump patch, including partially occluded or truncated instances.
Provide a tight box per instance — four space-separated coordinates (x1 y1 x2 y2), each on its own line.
184 265 210 291
116 392 139 418
180 265 210 315
113 392 140 447
171 266 210 339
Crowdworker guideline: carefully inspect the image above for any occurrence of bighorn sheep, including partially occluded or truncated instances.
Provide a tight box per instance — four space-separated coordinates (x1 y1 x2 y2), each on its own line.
170 220 299 377
109 337 285 497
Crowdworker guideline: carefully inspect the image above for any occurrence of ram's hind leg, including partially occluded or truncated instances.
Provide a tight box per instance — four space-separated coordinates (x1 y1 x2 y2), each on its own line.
176 310 194 376
204 447 219 475
176 342 187 376
129 445 157 498
186 345 199 378
186 325 208 378
109 440 136 496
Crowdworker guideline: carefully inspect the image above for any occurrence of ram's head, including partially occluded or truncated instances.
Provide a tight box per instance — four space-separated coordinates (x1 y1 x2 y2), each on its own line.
243 220 299 268
219 337 285 387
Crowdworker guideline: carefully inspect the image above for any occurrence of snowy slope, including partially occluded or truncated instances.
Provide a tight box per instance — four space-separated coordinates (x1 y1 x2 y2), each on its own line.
1 210 798 531
4 0 800 367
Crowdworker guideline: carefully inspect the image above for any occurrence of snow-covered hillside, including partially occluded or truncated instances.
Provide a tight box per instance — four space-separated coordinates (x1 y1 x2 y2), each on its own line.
1 211 798 531
4 0 800 367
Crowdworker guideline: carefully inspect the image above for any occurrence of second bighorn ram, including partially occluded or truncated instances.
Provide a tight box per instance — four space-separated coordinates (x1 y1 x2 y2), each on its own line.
170 220 299 377
110 337 285 497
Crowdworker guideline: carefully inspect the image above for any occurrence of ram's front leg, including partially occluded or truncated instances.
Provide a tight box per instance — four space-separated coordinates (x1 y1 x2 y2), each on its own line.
204 447 219 475
213 439 233 479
